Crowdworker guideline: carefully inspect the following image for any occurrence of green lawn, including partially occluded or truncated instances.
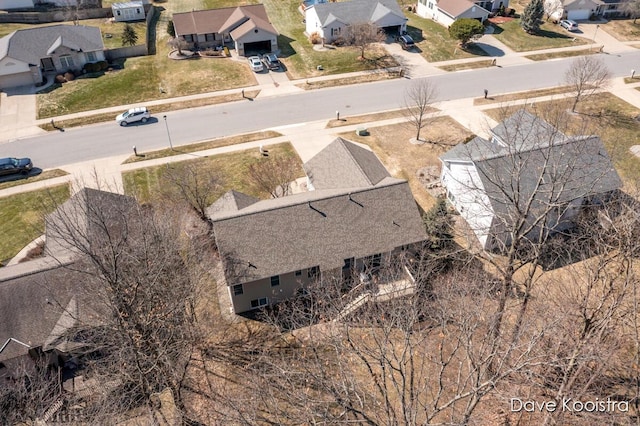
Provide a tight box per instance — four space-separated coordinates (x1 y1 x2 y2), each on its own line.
492 20 589 52
123 142 302 203
405 13 489 62
599 19 640 42
0 184 70 265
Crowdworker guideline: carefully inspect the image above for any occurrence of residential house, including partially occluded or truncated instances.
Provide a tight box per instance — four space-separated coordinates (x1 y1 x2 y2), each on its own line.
417 0 492 27
0 0 101 10
172 4 278 56
304 0 408 43
112 1 145 22
545 0 627 20
439 110 622 251
208 138 427 314
0 188 135 382
0 25 104 90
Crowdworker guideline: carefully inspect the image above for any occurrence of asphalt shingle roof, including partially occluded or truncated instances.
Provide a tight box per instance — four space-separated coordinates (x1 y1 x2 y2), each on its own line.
0 25 103 66
172 4 278 37
312 0 407 27
210 139 426 284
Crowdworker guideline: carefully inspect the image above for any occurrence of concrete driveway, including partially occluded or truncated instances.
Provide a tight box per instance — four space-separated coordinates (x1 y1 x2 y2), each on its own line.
0 85 46 143
383 40 442 77
566 21 634 54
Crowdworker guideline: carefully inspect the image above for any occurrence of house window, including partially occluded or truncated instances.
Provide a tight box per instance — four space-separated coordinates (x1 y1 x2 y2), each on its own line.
136 8 140 13
205 33 215 41
232 284 243 296
270 275 280 287
251 297 268 308
184 34 194 42
308 266 320 279
86 51 96 62
331 27 341 37
447 191 456 204
295 270 302 276
59 55 74 69
427 0 432 7
116 10 121 15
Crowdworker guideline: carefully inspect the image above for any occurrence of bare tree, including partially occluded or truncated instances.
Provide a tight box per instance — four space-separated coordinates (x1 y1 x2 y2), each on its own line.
624 0 640 23
168 37 189 56
43 188 206 422
403 79 438 143
563 56 611 113
245 155 301 198
345 22 386 59
162 162 223 225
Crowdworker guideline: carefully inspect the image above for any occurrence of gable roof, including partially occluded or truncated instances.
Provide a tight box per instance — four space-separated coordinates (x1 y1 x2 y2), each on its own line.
303 137 391 190
440 110 622 221
172 4 278 37
0 25 103 66
0 258 95 369
437 0 488 17
311 0 407 27
209 139 426 284
562 0 598 9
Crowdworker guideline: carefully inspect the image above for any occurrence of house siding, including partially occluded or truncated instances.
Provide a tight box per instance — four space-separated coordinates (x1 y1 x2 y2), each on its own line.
305 7 323 37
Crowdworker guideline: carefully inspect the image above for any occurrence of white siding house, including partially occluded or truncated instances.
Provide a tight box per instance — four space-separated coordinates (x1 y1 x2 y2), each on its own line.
440 110 622 251
417 0 491 27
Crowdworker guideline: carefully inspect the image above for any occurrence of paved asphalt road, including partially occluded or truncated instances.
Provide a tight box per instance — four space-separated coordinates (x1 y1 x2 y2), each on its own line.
2 51 639 169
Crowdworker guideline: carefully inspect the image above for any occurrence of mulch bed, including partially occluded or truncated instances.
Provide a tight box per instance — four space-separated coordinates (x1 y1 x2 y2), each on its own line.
488 16 515 24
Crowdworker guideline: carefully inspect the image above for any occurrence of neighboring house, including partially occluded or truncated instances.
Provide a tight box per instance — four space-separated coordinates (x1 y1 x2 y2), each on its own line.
0 25 104 90
545 0 627 20
0 188 135 382
439 110 622 251
208 138 427 314
172 4 278 56
112 1 145 22
305 0 408 42
417 0 492 27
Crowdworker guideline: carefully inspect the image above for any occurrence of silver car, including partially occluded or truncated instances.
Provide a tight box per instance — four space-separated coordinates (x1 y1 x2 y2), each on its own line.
247 56 264 72
116 107 150 126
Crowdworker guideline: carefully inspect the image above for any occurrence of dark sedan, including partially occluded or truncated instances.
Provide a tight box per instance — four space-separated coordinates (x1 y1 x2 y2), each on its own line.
0 157 33 176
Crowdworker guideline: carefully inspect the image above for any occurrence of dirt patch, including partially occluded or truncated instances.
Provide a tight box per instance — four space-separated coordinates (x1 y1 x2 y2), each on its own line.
488 16 515 24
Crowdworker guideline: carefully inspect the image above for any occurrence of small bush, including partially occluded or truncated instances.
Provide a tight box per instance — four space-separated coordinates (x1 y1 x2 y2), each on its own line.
96 60 108 71
55 74 66 83
332 36 346 46
309 32 322 44
64 72 75 81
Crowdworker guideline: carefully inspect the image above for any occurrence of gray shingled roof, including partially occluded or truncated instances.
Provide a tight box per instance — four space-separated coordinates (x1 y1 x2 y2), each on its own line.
312 0 407 27
209 138 426 284
440 111 622 230
0 25 103 66
172 4 278 37
303 137 391 190
0 259 92 366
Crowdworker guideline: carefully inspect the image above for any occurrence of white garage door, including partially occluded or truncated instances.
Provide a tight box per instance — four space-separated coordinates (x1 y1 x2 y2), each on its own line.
567 9 591 20
0 72 33 90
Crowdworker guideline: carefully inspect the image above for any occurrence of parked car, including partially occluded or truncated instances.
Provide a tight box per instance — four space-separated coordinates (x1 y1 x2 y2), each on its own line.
398 34 415 50
262 53 281 70
247 56 264 72
560 20 579 31
0 157 32 176
115 107 150 126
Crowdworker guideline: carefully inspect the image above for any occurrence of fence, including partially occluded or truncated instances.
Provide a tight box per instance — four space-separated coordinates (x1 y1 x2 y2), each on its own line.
0 7 110 23
104 44 147 60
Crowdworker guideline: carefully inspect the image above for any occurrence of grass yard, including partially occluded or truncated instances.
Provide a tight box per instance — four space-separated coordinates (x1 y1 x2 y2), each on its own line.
524 48 598 61
339 116 475 211
261 0 398 79
123 130 282 163
0 184 70 265
482 93 640 183
599 19 640 41
122 142 302 203
437 59 495 72
325 109 408 128
492 20 589 51
37 22 257 118
473 85 575 105
405 13 489 62
0 169 68 191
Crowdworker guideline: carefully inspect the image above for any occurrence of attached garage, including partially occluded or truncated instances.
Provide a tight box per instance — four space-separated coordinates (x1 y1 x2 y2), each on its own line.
566 9 591 20
562 0 598 20
242 40 273 55
0 72 33 90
